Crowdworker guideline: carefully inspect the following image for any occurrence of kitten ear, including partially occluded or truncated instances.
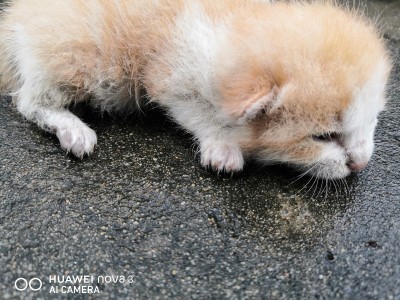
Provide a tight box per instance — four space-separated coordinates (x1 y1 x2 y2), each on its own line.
221 80 279 125
234 87 278 124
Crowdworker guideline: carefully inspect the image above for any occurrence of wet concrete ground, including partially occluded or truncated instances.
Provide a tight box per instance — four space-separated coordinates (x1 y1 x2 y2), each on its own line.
1 1 399 299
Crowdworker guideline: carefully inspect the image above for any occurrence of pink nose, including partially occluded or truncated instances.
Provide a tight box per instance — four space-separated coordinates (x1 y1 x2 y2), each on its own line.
347 161 368 172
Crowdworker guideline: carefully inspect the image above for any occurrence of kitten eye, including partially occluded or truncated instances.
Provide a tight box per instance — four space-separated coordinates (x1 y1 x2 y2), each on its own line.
312 132 340 142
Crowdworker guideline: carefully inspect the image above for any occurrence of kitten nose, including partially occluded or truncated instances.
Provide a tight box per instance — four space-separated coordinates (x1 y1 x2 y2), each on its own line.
346 160 368 172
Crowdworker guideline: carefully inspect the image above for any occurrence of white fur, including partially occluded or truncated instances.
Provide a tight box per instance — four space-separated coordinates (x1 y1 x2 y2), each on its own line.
152 4 247 172
10 25 97 157
342 61 388 164
308 61 388 179
201 141 244 173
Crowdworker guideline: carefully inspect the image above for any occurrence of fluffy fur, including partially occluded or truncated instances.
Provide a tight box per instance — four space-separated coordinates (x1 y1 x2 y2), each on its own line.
0 0 391 179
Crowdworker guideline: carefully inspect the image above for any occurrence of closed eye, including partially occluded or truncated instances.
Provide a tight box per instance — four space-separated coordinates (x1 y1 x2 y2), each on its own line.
312 132 340 142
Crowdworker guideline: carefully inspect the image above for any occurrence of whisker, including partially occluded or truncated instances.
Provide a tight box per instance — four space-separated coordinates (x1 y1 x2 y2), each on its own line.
303 176 319 198
324 179 329 200
341 178 350 199
311 178 321 199
297 172 317 195
288 164 319 186
332 179 339 201
315 178 326 200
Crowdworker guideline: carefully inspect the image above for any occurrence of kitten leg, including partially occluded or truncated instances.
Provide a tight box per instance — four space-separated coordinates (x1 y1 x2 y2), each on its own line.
161 99 244 172
9 26 97 157
16 86 97 158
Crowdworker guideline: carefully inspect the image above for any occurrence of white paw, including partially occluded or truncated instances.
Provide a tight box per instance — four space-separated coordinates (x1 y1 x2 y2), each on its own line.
200 142 244 173
56 122 97 158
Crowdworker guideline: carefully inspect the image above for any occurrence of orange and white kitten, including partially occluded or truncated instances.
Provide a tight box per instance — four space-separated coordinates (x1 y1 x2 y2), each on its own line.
0 0 391 179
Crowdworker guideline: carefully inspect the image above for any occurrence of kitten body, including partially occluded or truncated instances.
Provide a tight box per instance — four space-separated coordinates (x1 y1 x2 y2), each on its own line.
0 0 391 179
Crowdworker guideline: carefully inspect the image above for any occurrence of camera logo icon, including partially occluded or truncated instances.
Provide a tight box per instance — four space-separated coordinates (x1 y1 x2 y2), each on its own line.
14 278 42 291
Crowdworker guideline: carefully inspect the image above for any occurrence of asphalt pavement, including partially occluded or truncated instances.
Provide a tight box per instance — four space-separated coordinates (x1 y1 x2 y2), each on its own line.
0 1 399 299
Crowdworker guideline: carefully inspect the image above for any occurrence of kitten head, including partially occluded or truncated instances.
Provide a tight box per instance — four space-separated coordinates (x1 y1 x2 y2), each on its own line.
217 2 391 179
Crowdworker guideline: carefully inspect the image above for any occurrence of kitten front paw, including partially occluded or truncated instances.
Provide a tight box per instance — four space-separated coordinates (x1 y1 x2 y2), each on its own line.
200 142 244 173
56 122 97 158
